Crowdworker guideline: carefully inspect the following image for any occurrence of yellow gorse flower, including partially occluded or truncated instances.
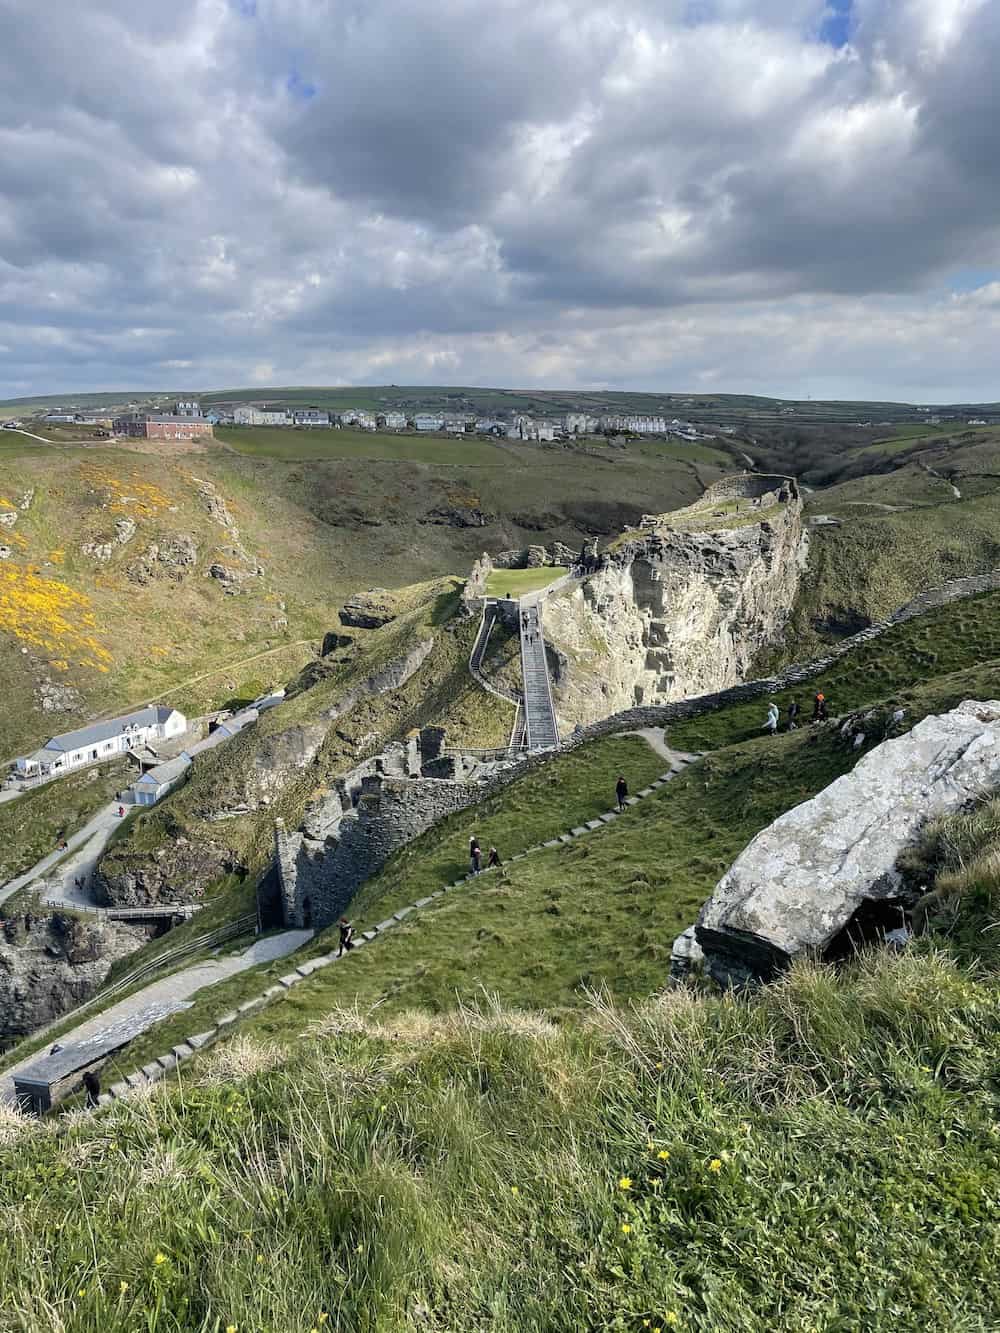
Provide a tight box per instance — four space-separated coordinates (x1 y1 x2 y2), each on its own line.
708 1159 723 1173
618 1176 632 1190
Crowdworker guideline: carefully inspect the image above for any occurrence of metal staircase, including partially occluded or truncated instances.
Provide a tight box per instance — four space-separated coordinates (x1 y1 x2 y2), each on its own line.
519 601 560 752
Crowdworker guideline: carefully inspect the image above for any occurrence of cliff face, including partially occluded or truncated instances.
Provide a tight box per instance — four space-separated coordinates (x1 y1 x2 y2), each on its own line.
544 477 804 728
0 912 147 1042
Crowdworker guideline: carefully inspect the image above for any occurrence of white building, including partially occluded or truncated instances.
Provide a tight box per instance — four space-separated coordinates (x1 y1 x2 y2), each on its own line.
259 410 289 426
174 400 202 417
233 405 263 425
382 411 407 431
292 409 330 427
131 754 192 806
16 706 187 780
565 413 598 435
414 414 444 432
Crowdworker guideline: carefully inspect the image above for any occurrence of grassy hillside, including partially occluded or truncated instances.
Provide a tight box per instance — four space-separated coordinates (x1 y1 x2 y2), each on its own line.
0 433 712 760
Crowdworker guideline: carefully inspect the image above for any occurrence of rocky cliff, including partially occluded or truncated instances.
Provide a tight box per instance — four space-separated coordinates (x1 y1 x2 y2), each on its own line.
0 912 148 1042
544 475 804 728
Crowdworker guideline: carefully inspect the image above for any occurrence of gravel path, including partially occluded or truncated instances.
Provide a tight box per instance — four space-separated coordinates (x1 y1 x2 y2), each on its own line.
0 928 312 1104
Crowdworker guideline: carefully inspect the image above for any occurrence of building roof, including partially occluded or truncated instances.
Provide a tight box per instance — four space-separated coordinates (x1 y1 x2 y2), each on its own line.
135 755 191 788
42 706 182 756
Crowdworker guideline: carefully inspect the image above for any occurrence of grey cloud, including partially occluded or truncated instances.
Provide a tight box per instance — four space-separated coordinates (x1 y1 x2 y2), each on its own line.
1 0 1000 398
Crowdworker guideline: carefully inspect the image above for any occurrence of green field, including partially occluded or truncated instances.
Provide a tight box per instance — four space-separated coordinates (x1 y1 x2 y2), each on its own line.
484 565 568 598
217 426 512 466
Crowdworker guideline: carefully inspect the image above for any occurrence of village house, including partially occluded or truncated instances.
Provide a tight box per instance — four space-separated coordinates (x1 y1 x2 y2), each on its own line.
174 400 202 417
381 411 407 431
292 409 330 427
113 413 214 442
413 413 444 432
16 706 187 781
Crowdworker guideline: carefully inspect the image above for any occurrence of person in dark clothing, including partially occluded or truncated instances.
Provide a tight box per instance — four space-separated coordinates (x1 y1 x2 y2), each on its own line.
82 1070 101 1107
470 839 482 874
487 846 501 868
812 692 826 723
615 775 628 811
337 918 355 957
817 696 829 722
787 700 800 731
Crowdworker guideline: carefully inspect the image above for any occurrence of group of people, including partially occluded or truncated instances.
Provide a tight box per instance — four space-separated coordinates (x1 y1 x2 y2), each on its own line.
469 838 502 874
764 691 829 734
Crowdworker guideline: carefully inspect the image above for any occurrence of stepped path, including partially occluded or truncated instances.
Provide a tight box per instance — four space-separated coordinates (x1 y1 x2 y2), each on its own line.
98 731 705 1106
0 928 313 1106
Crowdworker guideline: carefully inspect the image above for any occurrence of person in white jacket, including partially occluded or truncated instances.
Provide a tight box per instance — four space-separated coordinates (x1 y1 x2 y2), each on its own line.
764 701 780 734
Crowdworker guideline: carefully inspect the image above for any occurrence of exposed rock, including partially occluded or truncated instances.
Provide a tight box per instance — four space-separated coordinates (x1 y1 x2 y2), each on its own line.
192 477 238 532
525 545 548 568
544 476 803 728
696 699 1000 988
321 631 354 657
114 517 137 545
208 562 253 594
0 545 12 560
339 590 397 629
421 505 494 528
95 835 237 908
82 540 113 562
35 677 82 714
19 489 34 512
0 509 18 529
127 533 198 584
0 912 147 1042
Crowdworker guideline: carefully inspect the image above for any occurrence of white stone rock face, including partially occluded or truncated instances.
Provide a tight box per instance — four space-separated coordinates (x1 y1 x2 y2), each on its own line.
544 498 803 728
697 700 1000 987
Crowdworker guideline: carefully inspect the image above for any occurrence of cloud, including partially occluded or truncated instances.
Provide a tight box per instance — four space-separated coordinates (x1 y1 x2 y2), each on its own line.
0 0 999 399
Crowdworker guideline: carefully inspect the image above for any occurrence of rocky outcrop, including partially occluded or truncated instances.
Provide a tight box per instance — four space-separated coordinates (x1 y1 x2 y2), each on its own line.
544 476 803 728
126 533 198 584
95 832 238 907
421 505 494 528
339 591 397 629
0 912 147 1042
493 541 576 569
696 699 1000 988
34 676 83 714
82 516 137 563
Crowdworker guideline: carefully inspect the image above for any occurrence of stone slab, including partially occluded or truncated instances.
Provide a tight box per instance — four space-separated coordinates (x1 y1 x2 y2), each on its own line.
625 796 640 806
585 819 603 830
571 826 589 836
171 1043 195 1062
599 812 617 823
277 974 300 989
543 838 562 848
362 930 378 941
414 896 435 908
393 906 415 921
142 1062 162 1081
263 985 285 1000
156 1053 178 1072
97 1093 113 1107
216 1010 239 1026
558 833 573 842
296 961 319 977
638 787 654 798
237 997 264 1015
187 1031 215 1050
109 1081 129 1098
124 1071 146 1088
374 918 397 933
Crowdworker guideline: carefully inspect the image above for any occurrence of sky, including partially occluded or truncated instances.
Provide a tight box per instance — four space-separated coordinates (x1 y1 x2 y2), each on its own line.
1 0 1000 403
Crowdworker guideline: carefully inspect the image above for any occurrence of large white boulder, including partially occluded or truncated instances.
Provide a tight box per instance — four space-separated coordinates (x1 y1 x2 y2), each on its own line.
696 700 1000 987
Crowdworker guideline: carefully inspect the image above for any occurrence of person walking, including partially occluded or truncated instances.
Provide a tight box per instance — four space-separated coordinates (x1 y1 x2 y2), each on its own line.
787 700 799 731
118 805 125 818
487 846 501 869
812 692 826 723
764 702 780 734
82 1069 101 1108
470 839 482 874
615 775 628 810
337 918 355 957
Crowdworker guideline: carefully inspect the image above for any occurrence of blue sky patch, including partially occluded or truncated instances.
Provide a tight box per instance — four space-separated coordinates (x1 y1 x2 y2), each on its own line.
820 0 853 47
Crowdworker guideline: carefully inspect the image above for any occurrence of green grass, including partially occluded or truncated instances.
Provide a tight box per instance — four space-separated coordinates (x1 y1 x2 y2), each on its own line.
0 760 131 886
4 945 999 1330
484 566 568 598
673 587 1000 752
217 426 511 466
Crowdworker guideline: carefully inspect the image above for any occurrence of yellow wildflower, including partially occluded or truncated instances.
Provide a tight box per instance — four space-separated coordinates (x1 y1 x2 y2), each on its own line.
621 1223 632 1235
618 1176 632 1190
77 1288 87 1298
226 1326 238 1333
153 1252 167 1266
658 1150 670 1161
708 1159 723 1173
665 1315 680 1327
319 1318 329 1326
119 1280 129 1294
510 1186 519 1195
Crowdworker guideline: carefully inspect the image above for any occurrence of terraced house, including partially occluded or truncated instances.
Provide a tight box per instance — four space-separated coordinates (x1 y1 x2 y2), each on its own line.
15 706 187 779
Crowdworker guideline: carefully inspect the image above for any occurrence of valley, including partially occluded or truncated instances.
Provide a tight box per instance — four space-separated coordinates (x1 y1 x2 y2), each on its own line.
2 405 1000 1331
